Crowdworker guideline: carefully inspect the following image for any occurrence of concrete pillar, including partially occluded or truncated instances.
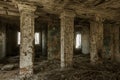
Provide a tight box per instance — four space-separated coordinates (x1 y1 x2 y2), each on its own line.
18 4 36 78
114 25 119 61
110 24 120 61
42 25 47 56
60 10 75 68
97 20 104 58
110 25 114 61
47 20 60 60
90 15 104 64
81 26 90 54
0 23 6 59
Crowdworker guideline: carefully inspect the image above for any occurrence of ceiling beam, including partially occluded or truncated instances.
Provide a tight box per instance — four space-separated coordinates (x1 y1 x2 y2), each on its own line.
67 4 120 21
0 9 19 16
0 1 17 9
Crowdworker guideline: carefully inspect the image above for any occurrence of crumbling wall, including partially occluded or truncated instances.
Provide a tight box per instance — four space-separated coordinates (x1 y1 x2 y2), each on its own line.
47 20 60 60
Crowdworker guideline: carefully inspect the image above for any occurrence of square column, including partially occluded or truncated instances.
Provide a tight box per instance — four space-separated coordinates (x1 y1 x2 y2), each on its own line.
0 23 6 59
109 25 114 60
81 26 90 54
60 10 75 68
114 25 119 61
47 20 60 60
90 15 104 64
110 24 120 61
18 4 36 78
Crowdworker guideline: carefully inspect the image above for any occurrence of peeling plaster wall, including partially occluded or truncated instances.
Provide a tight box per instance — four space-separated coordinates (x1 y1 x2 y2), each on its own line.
47 20 60 60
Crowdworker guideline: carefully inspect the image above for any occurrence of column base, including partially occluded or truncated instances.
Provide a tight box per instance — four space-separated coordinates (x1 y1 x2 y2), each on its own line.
61 61 73 69
90 59 103 65
19 73 33 80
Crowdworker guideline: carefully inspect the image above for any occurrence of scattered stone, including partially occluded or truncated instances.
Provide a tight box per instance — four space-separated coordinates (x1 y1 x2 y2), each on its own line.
0 64 4 70
1 64 18 71
1 54 120 80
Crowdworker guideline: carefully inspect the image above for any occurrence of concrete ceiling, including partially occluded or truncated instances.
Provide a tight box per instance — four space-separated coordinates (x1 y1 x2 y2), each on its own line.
0 0 120 22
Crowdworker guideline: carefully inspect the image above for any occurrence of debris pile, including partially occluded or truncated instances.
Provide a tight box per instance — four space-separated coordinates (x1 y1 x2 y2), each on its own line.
35 54 120 80
0 54 120 80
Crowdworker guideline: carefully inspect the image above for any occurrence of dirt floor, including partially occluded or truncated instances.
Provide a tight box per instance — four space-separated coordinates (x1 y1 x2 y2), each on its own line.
0 54 120 80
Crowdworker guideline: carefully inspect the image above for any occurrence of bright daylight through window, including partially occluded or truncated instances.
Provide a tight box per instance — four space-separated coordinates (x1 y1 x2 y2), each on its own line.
17 32 40 45
76 33 81 49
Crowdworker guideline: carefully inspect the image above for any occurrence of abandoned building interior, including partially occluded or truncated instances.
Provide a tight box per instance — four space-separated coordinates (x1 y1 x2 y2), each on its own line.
0 0 120 80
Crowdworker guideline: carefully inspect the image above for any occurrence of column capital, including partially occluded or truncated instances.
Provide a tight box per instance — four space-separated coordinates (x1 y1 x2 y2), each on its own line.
18 3 36 13
60 10 76 19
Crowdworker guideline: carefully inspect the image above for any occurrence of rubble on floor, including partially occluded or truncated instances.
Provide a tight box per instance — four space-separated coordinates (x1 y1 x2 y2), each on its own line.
0 54 120 80
34 54 120 80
